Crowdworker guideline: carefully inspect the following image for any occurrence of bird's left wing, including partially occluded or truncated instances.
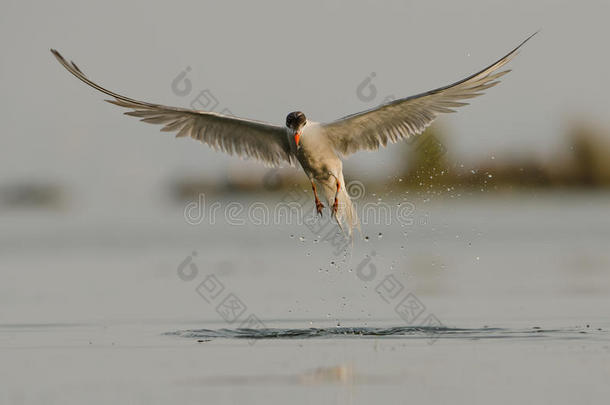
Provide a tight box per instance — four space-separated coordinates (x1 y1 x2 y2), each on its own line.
51 50 294 167
321 33 536 156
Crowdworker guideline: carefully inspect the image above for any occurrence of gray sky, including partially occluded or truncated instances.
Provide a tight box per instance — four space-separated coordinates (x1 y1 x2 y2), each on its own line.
2 0 609 197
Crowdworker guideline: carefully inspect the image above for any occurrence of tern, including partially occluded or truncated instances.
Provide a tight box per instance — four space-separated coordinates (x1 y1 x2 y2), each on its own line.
51 33 535 235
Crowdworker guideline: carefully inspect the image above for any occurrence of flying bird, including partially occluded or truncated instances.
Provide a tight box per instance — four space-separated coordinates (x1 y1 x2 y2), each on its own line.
51 33 535 235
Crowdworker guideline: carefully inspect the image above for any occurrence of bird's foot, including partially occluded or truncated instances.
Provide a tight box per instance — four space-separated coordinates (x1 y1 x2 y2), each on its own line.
332 198 338 217
315 200 324 216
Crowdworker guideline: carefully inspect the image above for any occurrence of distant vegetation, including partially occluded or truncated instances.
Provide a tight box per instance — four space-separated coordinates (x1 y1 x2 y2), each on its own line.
0 182 65 210
396 123 610 192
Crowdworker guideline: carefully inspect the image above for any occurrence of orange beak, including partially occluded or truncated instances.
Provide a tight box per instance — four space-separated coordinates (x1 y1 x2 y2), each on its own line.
294 132 301 146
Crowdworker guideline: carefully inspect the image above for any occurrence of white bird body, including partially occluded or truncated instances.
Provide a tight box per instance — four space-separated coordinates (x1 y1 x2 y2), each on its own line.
295 121 356 232
51 33 536 236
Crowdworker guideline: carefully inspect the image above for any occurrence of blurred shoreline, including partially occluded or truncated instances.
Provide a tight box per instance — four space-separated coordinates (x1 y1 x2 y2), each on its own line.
2 123 610 209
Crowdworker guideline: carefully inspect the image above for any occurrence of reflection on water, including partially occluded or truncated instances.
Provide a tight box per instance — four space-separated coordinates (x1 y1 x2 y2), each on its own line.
177 364 399 386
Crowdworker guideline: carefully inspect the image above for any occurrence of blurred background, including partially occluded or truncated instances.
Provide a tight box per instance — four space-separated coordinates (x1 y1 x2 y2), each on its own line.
2 0 610 403
1 0 610 207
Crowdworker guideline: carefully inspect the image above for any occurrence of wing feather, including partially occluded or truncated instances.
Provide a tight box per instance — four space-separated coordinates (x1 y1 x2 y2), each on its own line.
322 33 537 156
51 50 294 167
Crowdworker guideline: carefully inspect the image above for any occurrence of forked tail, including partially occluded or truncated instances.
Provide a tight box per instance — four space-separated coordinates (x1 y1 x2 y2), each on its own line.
320 174 360 237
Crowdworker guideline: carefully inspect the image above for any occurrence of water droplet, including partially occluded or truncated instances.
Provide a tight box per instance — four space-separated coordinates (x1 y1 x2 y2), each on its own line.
364 236 370 241
299 236 306 242
377 232 383 239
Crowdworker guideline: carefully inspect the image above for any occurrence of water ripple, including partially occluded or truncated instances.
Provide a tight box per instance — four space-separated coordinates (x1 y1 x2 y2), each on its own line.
167 325 598 341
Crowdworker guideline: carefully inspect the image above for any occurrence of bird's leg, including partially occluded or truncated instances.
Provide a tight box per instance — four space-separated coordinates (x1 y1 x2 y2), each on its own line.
311 180 324 216
332 177 341 217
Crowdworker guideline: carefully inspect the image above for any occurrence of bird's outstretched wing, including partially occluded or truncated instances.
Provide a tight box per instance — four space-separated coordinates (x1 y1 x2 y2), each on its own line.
51 50 294 167
321 33 537 156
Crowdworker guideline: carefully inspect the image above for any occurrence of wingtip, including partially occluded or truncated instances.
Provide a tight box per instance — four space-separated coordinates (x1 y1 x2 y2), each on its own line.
50 48 66 64
71 60 83 74
520 31 540 47
502 31 538 60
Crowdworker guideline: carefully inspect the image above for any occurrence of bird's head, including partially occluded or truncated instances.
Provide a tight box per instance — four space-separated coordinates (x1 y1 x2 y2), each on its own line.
286 111 307 147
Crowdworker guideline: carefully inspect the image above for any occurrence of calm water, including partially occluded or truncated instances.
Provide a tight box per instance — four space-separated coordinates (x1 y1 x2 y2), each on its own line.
2 192 610 404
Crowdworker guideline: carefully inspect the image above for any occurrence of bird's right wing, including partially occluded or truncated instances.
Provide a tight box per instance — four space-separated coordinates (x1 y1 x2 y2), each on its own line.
51 50 294 167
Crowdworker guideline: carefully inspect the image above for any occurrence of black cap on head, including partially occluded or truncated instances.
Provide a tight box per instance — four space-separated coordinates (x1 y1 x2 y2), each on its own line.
286 111 306 130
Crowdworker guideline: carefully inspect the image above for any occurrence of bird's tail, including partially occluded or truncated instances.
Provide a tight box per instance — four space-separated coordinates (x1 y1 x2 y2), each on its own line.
320 174 360 237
